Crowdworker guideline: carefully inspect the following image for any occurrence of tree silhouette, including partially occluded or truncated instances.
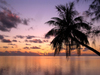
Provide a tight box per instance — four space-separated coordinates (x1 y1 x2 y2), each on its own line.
77 0 100 21
45 2 100 56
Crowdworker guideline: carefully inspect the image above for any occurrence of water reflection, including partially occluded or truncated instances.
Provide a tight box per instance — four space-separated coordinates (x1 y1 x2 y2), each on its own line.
0 56 100 75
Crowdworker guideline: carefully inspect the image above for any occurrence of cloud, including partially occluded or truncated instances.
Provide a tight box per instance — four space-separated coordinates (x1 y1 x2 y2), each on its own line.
26 35 35 39
2 39 11 43
25 39 28 42
43 40 48 42
12 46 14 48
14 35 36 39
0 8 20 31
3 46 8 48
23 47 30 50
19 41 21 43
26 43 31 45
14 35 24 39
25 39 43 43
83 47 89 51
0 0 8 5
0 35 4 39
12 40 17 42
70 48 82 50
0 7 30 32
30 46 40 49
3 35 9 37
0 35 9 41
29 39 43 43
22 18 30 25
8 43 17 48
8 43 16 45
71 48 76 50
28 27 33 30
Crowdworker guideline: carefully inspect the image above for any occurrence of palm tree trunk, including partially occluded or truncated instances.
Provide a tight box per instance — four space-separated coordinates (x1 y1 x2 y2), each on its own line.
71 37 100 56
69 44 71 56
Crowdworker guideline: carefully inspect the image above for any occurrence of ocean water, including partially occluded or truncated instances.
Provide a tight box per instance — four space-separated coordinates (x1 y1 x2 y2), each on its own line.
0 56 100 75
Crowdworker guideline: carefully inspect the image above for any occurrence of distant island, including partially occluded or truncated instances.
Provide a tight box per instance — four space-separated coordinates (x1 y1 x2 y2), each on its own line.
0 51 97 56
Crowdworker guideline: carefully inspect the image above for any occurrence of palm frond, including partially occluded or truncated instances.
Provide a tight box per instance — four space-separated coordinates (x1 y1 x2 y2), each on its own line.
69 2 74 11
51 34 63 55
45 20 56 26
74 16 83 22
45 28 58 38
74 22 91 30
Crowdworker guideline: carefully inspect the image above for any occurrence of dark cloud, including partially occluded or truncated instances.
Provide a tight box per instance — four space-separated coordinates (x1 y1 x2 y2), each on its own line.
25 39 28 42
0 8 21 31
8 43 16 45
14 35 36 39
0 35 4 39
3 35 9 37
25 39 49 43
26 43 31 45
29 39 43 43
14 35 24 39
0 35 9 40
30 46 40 49
43 40 48 42
12 40 17 42
83 47 89 51
8 43 17 48
0 7 30 32
79 48 83 49
23 47 29 49
0 0 8 5
2 39 11 43
71 48 76 50
3 46 8 48
26 35 35 39
63 48 82 51
28 27 33 30
22 18 29 25
19 41 21 43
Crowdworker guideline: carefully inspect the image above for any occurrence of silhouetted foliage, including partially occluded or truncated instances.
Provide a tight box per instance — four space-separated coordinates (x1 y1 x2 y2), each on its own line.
77 0 100 21
77 0 100 45
45 2 100 56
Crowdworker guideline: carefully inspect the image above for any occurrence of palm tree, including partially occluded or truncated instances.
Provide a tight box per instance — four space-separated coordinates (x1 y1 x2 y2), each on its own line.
45 2 100 56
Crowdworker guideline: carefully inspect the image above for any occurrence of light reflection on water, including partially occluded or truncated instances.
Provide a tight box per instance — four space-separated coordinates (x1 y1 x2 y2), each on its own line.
0 56 100 75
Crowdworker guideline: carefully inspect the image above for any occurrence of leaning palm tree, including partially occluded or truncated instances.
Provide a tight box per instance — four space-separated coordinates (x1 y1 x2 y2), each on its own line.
45 2 100 56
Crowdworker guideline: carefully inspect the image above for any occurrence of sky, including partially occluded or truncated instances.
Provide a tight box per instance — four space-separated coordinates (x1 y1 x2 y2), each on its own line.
0 0 100 56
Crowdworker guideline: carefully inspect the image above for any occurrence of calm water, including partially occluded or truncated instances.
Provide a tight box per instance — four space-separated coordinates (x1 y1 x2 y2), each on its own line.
0 56 100 75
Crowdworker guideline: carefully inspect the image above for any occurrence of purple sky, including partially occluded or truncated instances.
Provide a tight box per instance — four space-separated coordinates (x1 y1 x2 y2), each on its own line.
0 0 100 56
